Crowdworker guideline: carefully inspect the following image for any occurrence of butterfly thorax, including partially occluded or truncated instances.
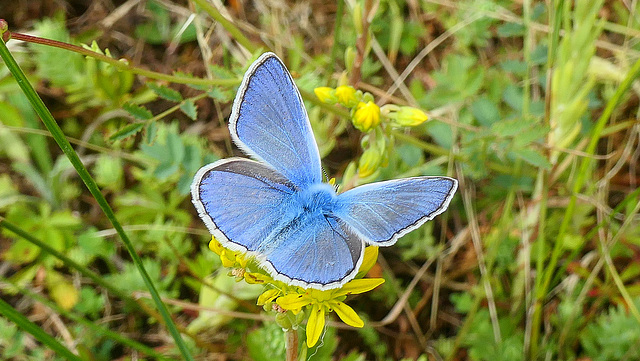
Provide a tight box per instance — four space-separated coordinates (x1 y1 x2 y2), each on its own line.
296 183 337 215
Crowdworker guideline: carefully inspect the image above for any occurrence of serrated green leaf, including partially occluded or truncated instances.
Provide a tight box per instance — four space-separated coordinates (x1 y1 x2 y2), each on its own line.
511 148 551 169
140 143 169 162
122 103 153 120
109 123 144 141
207 87 234 102
144 121 158 144
148 83 183 102
180 100 198 120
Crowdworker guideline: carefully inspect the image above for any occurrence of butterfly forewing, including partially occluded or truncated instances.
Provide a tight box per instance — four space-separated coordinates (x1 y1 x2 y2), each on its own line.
230 53 322 189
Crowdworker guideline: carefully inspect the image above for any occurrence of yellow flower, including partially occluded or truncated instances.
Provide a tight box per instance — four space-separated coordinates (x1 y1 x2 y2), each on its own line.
273 246 383 347
353 101 381 132
208 236 384 348
276 278 384 347
314 87 337 104
209 237 247 269
335 85 359 107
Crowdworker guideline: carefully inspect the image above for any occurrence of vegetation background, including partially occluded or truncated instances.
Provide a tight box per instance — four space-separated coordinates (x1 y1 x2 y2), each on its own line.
1 0 639 360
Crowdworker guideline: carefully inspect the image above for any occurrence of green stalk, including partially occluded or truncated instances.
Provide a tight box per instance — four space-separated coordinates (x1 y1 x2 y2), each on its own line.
9 31 239 87
539 54 640 300
0 298 83 361
0 37 195 361
531 16 640 357
529 0 564 354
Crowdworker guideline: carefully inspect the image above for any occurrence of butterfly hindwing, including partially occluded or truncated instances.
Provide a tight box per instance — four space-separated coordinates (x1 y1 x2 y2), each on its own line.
334 177 458 246
264 213 364 289
230 52 322 189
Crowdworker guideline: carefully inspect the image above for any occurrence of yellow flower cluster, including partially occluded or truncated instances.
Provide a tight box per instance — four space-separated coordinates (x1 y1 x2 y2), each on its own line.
208 237 384 347
314 85 430 179
314 85 429 132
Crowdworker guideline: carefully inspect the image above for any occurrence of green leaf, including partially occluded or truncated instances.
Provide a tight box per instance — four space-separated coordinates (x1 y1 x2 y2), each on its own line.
154 163 179 180
180 99 198 120
122 102 153 120
148 83 183 102
109 122 144 141
207 87 234 102
497 23 525 37
511 148 551 169
491 118 533 138
145 121 158 144
471 97 500 127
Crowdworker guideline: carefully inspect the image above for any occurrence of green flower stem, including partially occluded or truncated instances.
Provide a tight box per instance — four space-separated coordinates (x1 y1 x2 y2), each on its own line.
0 124 149 166
149 92 209 124
0 298 83 361
9 19 355 126
9 31 239 87
0 37 195 361
0 217 137 310
189 0 260 53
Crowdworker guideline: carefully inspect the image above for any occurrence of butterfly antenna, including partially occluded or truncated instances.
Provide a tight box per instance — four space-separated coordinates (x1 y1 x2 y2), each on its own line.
323 167 340 192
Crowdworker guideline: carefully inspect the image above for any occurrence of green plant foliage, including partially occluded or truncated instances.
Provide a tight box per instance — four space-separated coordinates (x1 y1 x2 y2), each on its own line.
138 122 217 194
580 298 640 361
1 1 640 360
461 309 525 361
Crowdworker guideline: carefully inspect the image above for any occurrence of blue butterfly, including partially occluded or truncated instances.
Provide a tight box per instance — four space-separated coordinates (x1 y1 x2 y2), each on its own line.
191 52 458 290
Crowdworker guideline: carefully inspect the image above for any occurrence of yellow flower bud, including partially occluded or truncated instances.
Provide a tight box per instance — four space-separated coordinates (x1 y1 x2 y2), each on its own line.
387 106 429 127
358 146 382 178
335 85 359 107
353 101 381 132
313 87 337 104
